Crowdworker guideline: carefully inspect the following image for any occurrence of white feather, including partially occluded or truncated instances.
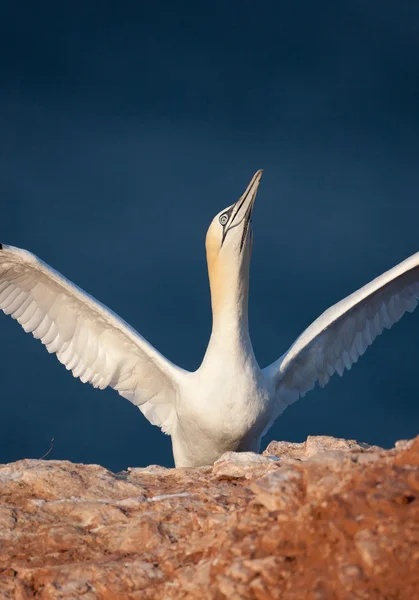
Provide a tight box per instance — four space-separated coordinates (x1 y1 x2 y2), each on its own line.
264 251 419 407
0 244 185 435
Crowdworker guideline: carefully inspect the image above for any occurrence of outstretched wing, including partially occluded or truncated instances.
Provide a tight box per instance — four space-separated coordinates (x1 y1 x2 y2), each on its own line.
0 244 186 434
263 251 419 419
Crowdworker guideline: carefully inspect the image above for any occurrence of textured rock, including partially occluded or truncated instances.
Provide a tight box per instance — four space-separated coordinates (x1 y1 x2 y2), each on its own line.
0 436 418 599
263 434 382 461
212 451 280 479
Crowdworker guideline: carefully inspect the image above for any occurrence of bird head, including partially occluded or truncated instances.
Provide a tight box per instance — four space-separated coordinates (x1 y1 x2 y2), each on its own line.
205 170 263 273
205 170 263 320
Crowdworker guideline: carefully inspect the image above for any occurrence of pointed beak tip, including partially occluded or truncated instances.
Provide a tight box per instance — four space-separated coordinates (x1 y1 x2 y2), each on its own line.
251 170 263 196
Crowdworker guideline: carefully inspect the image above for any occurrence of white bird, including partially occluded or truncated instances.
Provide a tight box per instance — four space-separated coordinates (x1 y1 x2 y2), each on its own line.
1 170 419 466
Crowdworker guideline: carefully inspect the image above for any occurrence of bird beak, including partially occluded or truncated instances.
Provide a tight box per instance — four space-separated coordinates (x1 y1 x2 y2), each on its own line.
231 169 263 225
223 170 263 248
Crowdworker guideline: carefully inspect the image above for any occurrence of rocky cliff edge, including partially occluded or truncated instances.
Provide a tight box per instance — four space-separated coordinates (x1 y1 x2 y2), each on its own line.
0 435 418 599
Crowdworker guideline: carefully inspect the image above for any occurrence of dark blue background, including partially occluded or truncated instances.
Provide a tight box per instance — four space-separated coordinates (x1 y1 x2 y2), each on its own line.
1 1 418 470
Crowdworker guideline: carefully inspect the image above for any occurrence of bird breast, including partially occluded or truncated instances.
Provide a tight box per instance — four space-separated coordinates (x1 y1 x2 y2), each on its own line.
178 364 272 444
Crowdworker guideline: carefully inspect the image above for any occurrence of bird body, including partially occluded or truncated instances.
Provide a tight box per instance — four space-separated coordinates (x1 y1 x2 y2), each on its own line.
172 336 272 467
1 170 419 466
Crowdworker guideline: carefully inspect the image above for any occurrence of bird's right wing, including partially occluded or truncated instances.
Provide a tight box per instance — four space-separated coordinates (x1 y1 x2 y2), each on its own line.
0 244 186 434
263 251 419 425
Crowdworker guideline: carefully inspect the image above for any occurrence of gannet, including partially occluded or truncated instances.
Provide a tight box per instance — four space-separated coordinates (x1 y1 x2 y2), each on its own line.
1 170 419 466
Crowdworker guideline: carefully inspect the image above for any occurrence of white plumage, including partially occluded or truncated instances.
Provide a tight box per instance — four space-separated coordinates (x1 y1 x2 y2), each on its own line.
0 245 183 435
0 170 418 466
263 251 419 429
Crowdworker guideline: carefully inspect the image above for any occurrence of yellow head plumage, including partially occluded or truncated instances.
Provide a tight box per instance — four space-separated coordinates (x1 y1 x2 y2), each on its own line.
205 170 262 322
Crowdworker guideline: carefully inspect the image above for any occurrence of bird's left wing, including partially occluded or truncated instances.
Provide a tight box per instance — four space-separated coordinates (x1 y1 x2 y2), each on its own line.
0 244 187 434
263 251 419 421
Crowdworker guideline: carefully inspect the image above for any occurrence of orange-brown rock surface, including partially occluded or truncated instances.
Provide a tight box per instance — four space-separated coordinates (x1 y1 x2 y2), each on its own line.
0 435 418 599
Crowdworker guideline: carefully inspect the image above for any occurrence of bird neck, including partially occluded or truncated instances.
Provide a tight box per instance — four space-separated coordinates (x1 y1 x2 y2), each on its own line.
205 258 253 360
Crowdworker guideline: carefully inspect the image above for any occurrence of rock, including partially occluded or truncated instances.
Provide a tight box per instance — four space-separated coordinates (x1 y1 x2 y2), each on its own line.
212 451 280 479
263 434 382 461
250 467 304 512
0 436 418 599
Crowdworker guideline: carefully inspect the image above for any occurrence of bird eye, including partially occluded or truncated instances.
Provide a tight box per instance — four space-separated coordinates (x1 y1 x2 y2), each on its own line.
219 213 229 226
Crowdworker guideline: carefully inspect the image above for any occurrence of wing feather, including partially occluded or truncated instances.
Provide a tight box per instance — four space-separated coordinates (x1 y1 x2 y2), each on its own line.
0 244 185 434
264 251 419 418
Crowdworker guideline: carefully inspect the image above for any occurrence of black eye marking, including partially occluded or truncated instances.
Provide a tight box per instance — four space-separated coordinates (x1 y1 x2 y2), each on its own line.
219 213 229 226
219 206 235 246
